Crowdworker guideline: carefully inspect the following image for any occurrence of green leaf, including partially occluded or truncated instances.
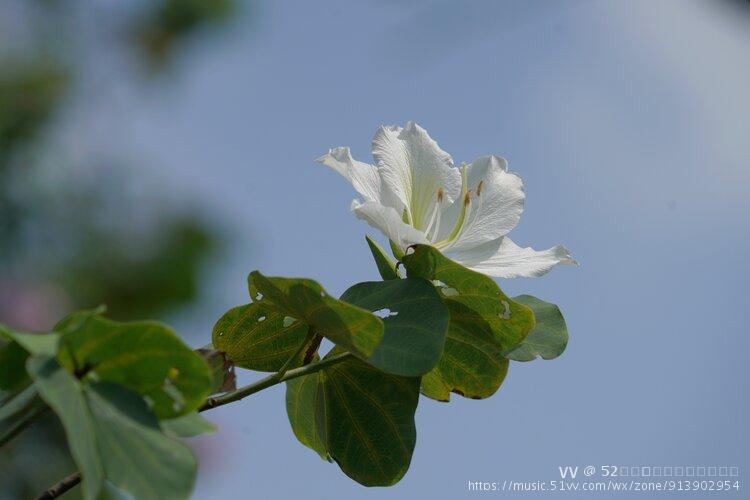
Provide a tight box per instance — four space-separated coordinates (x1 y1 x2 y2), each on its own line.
401 245 533 400
161 411 217 438
86 382 196 500
0 339 30 391
365 236 400 280
27 355 197 500
402 245 535 351
56 314 212 419
212 302 310 372
419 309 510 401
196 347 236 393
248 272 384 360
53 305 107 334
285 351 420 486
505 295 569 361
285 367 327 460
27 355 104 500
339 278 449 376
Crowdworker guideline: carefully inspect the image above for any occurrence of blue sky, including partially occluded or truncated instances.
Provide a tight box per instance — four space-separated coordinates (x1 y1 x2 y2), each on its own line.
41 1 750 498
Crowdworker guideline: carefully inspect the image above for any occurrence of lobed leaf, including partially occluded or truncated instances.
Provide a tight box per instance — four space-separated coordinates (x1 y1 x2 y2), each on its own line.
285 350 420 486
340 278 449 376
212 301 310 372
401 245 533 400
248 272 383 360
285 363 327 460
419 302 509 401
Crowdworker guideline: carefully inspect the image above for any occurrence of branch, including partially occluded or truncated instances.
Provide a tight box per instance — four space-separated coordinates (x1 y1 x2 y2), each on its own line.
200 351 352 411
35 472 81 500
0 403 47 448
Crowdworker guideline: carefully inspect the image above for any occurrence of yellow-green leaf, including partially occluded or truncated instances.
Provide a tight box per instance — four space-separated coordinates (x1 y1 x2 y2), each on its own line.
248 272 383 360
401 245 533 400
212 302 310 372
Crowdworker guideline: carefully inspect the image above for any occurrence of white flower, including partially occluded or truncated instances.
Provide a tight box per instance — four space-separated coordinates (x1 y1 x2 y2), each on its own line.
316 122 577 278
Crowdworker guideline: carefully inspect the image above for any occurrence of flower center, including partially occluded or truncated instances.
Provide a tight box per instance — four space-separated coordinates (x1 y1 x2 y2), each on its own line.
433 165 484 250
433 164 471 248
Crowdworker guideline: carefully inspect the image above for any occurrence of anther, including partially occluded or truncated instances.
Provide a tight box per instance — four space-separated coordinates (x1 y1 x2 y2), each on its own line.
476 180 484 197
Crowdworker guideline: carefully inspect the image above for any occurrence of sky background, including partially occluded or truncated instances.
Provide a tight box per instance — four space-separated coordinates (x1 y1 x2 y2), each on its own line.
35 0 750 498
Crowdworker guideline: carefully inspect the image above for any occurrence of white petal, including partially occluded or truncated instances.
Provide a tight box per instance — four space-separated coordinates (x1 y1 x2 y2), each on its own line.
451 237 577 278
316 147 383 203
371 122 461 229
445 155 525 253
351 199 428 251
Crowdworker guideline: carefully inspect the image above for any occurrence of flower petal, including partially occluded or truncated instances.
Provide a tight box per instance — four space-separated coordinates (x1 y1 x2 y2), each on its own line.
451 237 577 278
351 199 428 251
444 155 525 253
371 122 461 229
316 147 383 203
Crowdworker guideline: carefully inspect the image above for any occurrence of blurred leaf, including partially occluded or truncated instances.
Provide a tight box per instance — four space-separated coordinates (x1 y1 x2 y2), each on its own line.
505 295 569 361
161 411 216 438
0 62 68 158
196 347 236 393
248 272 384 360
134 0 235 66
56 312 212 419
365 236 400 280
340 278 449 376
401 245 533 400
27 356 103 500
286 350 420 486
87 382 196 500
212 301 310 372
28 356 197 500
0 325 60 356
61 219 215 321
0 340 30 391
0 384 46 446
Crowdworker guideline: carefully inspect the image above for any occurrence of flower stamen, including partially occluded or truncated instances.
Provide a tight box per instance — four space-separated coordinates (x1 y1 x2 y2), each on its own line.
435 164 471 248
425 188 444 240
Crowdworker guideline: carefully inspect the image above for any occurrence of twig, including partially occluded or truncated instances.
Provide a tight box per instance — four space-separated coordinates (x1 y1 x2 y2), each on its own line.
35 472 81 500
